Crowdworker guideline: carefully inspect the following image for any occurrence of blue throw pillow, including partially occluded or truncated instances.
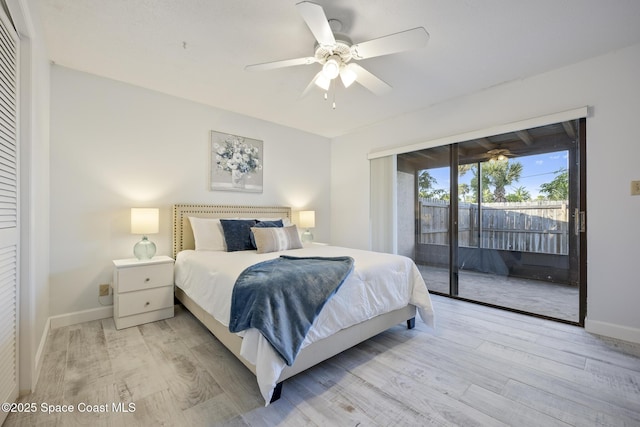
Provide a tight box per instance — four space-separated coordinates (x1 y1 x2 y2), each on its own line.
220 219 257 252
250 219 284 248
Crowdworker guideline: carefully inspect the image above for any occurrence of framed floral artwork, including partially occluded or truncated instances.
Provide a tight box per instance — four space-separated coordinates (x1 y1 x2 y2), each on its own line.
210 131 263 193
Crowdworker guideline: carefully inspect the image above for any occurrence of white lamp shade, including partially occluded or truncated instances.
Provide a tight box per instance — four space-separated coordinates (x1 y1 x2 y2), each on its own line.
314 74 331 90
298 210 316 229
322 57 340 79
340 65 357 88
131 208 159 235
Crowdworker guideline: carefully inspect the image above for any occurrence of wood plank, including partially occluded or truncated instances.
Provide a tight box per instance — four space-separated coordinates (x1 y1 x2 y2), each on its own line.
182 393 245 426
142 331 224 411
190 340 264 412
44 325 69 354
126 388 184 427
476 340 640 408
460 384 570 427
502 379 640 427
165 304 216 349
239 395 315 427
585 358 640 396
373 324 514 393
536 333 640 372
360 335 498 396
63 320 114 403
434 313 587 368
328 346 506 426
276 374 378 426
58 381 125 427
512 372 640 424
306 359 449 426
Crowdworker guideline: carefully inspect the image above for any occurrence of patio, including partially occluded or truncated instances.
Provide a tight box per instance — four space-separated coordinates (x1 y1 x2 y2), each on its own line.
417 264 580 323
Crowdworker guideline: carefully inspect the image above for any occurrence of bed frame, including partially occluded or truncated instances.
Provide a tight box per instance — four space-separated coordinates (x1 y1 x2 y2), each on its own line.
172 204 416 402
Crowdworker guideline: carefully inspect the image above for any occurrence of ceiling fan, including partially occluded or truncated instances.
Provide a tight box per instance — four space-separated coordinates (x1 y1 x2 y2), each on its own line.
486 148 513 161
245 1 430 99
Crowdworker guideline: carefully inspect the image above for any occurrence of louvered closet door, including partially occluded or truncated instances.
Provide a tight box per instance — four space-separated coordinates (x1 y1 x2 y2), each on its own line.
0 6 19 424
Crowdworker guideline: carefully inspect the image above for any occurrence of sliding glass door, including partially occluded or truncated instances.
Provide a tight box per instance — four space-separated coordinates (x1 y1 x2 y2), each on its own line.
399 119 586 324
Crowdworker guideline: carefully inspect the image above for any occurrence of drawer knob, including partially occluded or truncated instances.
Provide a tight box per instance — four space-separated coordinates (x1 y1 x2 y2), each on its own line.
145 301 150 307
144 278 151 283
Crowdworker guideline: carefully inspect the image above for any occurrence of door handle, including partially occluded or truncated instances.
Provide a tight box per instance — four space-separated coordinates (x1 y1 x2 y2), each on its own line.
575 209 586 235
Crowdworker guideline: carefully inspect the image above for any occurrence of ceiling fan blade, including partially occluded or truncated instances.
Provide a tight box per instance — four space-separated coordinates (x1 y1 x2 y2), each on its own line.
296 1 336 46
351 27 429 60
348 63 392 95
301 72 323 97
245 56 317 71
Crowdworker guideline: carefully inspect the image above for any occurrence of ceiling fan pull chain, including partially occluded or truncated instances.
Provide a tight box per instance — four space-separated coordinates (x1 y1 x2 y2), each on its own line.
332 79 337 109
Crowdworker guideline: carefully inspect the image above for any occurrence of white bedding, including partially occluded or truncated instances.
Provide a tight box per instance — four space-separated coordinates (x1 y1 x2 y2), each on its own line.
174 244 434 404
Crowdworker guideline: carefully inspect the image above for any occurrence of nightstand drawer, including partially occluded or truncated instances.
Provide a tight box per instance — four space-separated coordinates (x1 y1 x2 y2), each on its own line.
117 262 173 293
117 285 173 317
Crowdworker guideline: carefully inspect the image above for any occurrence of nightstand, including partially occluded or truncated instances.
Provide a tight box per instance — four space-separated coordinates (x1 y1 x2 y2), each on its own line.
112 255 175 329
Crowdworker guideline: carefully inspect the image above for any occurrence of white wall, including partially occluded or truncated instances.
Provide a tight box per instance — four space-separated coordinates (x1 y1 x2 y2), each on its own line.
49 66 330 317
331 43 640 343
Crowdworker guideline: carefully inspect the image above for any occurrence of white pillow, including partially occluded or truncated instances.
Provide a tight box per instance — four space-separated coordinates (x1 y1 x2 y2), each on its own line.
188 217 225 251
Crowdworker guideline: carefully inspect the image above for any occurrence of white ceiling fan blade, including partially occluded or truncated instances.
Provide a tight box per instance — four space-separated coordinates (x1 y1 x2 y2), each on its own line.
348 63 392 95
296 1 336 46
245 57 317 71
351 27 429 60
301 72 323 97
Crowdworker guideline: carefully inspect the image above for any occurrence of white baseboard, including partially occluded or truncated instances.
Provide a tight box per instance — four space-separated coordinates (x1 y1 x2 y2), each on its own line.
50 305 114 329
585 318 640 344
32 317 50 391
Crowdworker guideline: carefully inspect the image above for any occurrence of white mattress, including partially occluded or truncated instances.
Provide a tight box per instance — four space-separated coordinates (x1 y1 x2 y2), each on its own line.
174 244 434 403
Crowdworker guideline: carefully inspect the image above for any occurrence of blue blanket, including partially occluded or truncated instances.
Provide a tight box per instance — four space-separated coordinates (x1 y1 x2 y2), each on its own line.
228 255 354 366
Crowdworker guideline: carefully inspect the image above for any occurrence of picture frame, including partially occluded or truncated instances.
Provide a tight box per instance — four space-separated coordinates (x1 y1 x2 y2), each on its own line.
210 131 264 193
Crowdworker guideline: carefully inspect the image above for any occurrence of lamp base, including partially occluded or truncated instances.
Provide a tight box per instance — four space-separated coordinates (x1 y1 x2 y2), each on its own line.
134 236 156 260
301 229 314 243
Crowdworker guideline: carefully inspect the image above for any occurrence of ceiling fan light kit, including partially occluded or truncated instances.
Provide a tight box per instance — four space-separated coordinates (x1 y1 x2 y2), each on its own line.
245 1 430 107
487 148 512 162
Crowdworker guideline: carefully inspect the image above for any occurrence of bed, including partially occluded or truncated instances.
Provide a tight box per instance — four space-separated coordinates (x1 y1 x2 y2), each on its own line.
172 204 434 405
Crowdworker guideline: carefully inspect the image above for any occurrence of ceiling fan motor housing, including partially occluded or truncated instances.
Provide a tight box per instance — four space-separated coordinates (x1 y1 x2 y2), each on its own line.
314 34 353 65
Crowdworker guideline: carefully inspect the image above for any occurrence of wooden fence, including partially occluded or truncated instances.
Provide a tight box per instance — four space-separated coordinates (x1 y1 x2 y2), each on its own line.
420 199 569 255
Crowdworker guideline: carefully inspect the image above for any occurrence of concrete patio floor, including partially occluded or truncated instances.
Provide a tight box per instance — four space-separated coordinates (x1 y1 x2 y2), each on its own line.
417 264 580 323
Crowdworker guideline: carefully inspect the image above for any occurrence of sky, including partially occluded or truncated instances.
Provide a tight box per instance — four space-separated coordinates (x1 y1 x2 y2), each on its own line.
428 150 569 200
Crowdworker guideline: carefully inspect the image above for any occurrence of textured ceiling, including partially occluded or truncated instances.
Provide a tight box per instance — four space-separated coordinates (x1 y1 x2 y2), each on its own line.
36 0 640 137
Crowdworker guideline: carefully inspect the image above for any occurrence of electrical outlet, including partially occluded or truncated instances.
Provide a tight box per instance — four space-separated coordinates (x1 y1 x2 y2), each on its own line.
632 180 640 196
99 284 110 297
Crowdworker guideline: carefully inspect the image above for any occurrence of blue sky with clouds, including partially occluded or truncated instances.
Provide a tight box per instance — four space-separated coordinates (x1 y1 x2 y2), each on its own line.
428 150 569 199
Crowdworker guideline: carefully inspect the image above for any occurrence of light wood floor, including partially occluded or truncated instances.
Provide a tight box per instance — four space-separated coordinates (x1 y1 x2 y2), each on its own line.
5 295 640 426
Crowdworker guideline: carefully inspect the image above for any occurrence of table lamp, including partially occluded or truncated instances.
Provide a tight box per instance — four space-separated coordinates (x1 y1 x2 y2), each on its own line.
131 208 159 260
298 210 315 243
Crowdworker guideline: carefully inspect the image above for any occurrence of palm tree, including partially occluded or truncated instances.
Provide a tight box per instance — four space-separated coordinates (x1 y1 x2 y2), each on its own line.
506 185 531 202
458 183 471 202
483 160 524 202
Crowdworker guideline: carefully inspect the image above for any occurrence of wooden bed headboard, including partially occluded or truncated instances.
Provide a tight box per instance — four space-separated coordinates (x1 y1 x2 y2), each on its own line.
172 204 292 258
